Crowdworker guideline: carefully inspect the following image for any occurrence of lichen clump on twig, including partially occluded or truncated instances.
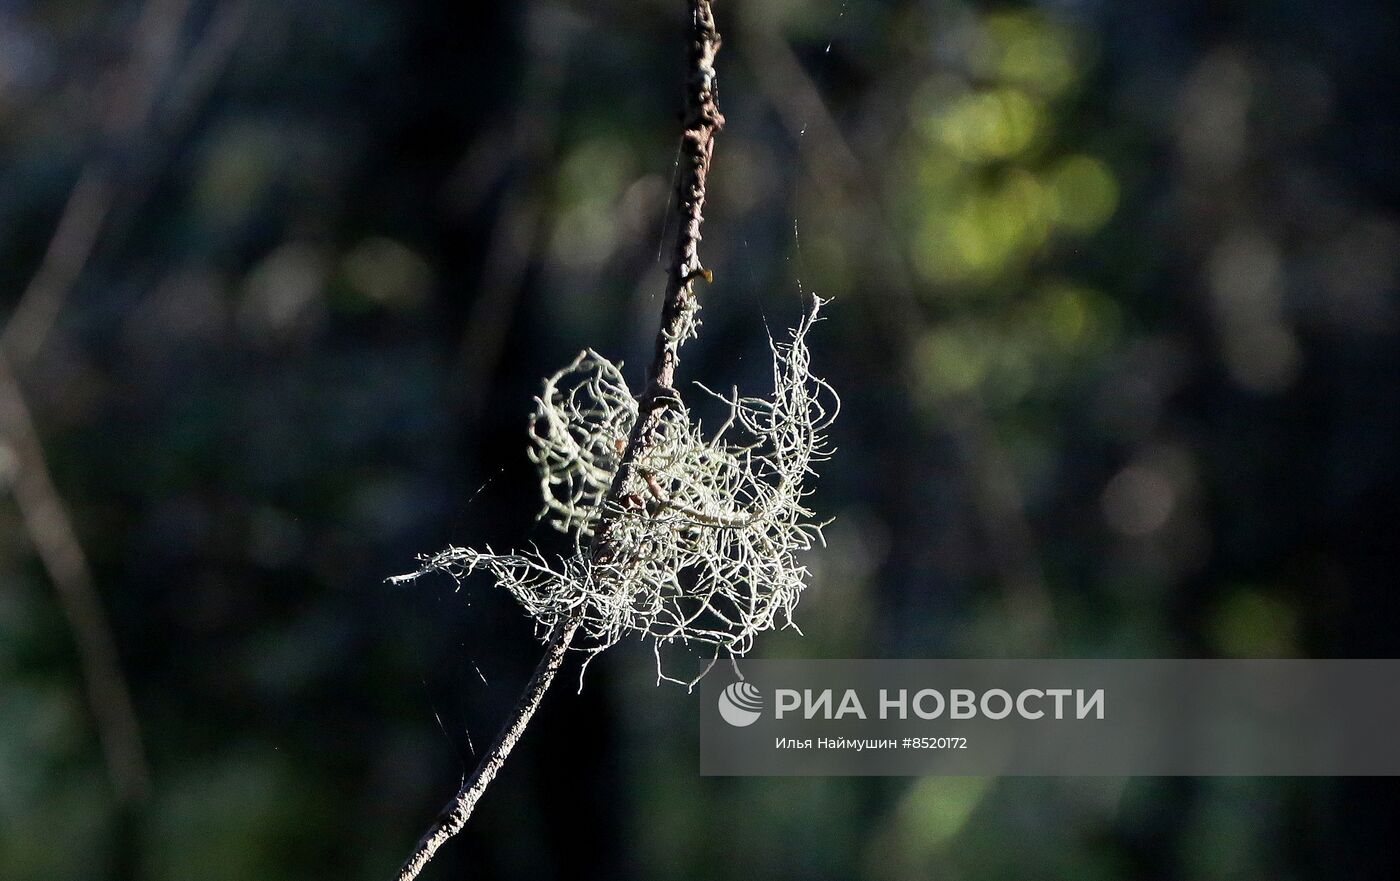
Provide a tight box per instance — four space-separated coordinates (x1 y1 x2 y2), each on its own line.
394 298 836 684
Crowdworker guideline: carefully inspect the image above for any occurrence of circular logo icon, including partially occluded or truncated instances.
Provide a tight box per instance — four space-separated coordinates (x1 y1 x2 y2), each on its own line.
718 681 764 727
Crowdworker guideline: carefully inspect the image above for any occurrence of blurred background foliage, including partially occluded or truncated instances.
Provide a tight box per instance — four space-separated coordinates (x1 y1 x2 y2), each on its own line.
1 0 1398 879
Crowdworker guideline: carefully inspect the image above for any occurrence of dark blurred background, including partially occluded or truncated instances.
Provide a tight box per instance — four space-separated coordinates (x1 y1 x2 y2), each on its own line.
2 0 1398 878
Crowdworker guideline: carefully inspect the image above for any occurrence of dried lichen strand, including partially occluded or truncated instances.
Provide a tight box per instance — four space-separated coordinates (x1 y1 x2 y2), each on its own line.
594 0 724 566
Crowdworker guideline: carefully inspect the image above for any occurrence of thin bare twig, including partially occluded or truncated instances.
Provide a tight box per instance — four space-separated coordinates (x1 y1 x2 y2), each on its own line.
392 3 726 878
590 0 725 566
392 618 577 881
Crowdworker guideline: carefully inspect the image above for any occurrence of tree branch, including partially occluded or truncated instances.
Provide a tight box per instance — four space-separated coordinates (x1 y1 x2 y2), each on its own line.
393 617 578 881
593 0 724 566
391 3 725 878
0 0 251 810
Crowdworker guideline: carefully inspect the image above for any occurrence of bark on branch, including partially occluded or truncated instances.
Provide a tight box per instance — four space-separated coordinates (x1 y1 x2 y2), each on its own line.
391 4 725 879
393 617 578 881
593 0 724 566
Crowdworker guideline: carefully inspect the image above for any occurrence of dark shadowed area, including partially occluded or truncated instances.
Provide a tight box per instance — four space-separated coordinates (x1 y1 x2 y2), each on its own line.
2 1 1399 879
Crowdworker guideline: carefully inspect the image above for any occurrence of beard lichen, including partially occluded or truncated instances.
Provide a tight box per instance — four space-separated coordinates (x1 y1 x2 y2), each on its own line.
393 298 836 685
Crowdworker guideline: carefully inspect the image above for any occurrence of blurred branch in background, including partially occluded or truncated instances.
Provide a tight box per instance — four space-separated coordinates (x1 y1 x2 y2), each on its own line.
0 352 149 804
452 3 574 420
2 0 193 365
944 401 1055 647
0 0 250 806
2 0 249 367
